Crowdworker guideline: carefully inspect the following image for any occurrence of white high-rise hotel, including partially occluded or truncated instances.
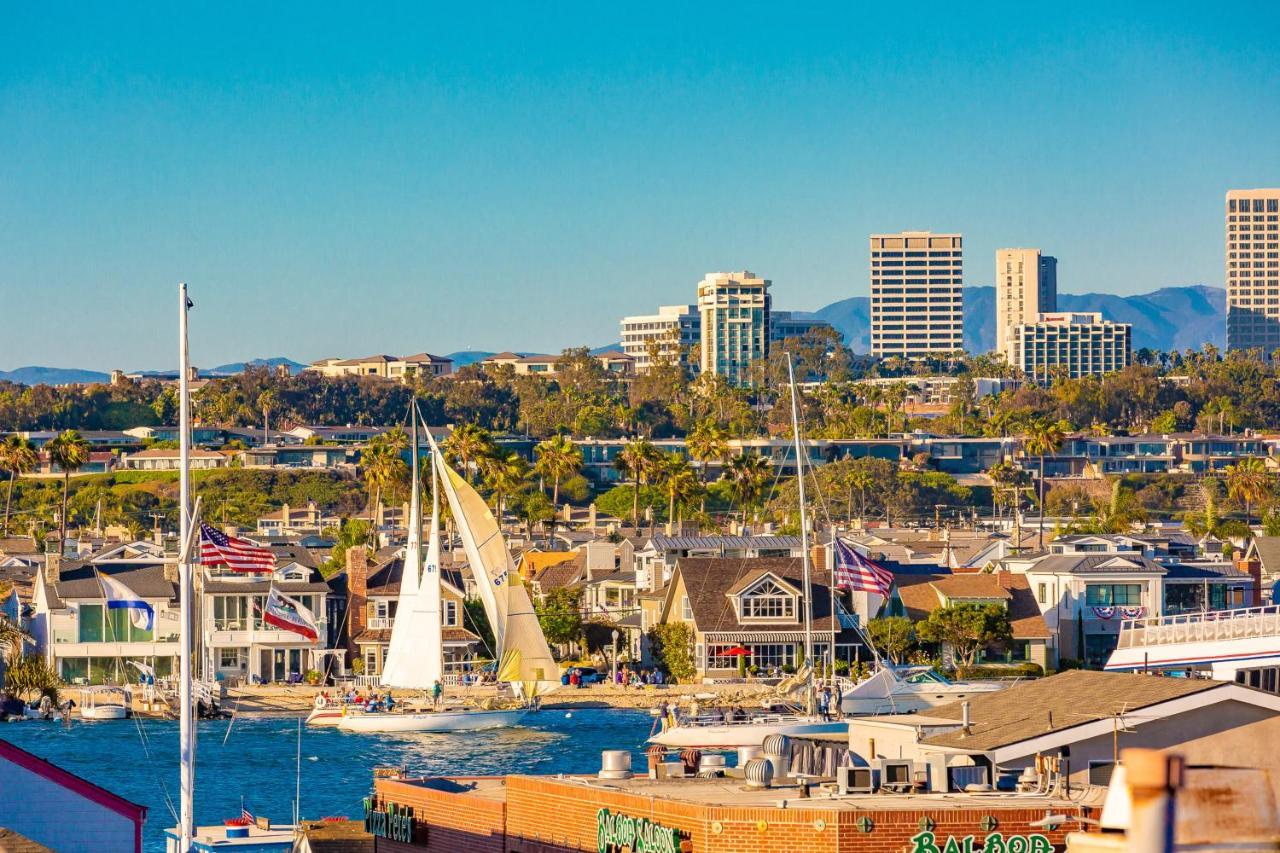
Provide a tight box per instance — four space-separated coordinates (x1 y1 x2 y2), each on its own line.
995 248 1057 357
1226 189 1280 353
869 232 964 358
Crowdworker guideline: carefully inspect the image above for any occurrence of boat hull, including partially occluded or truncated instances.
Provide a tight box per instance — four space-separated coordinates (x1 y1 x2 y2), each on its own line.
841 683 1005 716
80 707 128 721
305 708 346 727
337 708 532 733
648 719 847 749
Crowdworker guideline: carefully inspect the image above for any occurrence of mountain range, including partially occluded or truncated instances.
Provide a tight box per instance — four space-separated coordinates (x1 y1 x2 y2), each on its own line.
801 284 1226 355
0 285 1228 386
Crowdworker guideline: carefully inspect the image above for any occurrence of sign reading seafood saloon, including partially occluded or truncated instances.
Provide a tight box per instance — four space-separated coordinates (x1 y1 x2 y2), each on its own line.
597 808 685 853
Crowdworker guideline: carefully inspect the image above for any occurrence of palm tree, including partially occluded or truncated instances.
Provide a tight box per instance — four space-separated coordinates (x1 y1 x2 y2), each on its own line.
533 435 582 507
842 461 876 523
1 435 38 535
614 439 659 526
726 453 772 521
442 423 492 483
361 437 408 533
257 389 278 444
45 429 90 549
1022 418 1069 550
685 419 730 496
479 450 529 518
1225 456 1271 529
658 453 701 526
0 614 33 664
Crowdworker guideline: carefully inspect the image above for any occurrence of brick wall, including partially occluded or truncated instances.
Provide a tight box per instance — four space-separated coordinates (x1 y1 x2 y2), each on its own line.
379 774 1093 853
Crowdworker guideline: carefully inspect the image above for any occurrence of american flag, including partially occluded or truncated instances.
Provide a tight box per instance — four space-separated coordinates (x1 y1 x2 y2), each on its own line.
199 523 275 573
241 806 255 823
833 539 894 597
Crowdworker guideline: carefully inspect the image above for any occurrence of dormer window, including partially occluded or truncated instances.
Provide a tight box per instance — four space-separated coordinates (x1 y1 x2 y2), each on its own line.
741 580 796 620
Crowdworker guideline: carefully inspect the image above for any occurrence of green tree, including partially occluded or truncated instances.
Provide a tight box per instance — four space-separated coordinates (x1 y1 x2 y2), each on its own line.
685 419 730 491
442 423 493 483
647 621 696 682
1 434 38 535
360 436 408 535
613 439 660 525
535 587 584 650
479 450 529 518
865 616 916 665
4 654 61 703
916 603 1013 669
0 613 33 663
1225 456 1270 528
533 434 582 508
45 429 90 547
1023 418 1070 549
658 453 702 526
726 453 772 519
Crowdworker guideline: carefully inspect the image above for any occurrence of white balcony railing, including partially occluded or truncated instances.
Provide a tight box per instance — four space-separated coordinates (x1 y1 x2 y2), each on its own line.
1117 605 1280 649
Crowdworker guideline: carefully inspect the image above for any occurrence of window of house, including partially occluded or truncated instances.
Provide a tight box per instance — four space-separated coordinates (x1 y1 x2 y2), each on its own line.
681 596 692 621
364 648 380 674
78 604 104 643
741 580 796 619
219 648 243 669
1085 584 1143 606
1037 583 1048 604
444 600 458 627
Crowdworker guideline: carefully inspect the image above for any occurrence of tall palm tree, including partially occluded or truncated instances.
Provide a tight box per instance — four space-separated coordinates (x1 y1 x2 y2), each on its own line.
361 437 408 533
1225 456 1270 529
685 419 730 493
1 435 38 535
479 450 529 518
614 439 659 526
533 434 582 507
0 613 33 664
1023 418 1069 549
257 389 278 444
726 453 772 521
842 461 876 523
45 429 90 549
658 453 701 526
442 423 492 483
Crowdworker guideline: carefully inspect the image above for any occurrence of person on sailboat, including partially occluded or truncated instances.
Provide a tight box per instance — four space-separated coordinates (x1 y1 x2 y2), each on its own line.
431 679 443 710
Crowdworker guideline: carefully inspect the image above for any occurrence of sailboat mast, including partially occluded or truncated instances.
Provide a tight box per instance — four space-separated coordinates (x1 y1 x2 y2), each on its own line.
178 283 195 851
785 354 814 716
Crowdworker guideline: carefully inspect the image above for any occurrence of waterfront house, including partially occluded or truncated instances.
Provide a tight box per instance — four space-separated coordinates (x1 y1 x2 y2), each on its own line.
120 448 230 471
31 541 182 684
635 534 804 592
890 571 1053 668
656 556 862 679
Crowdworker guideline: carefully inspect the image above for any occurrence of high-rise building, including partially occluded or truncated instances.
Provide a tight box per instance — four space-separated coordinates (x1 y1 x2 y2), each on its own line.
1008 312 1132 382
869 232 964 358
619 305 700 373
697 271 771 386
1226 189 1280 353
995 248 1057 358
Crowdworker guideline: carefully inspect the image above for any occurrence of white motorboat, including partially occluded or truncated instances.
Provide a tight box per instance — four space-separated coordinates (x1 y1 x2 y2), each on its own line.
327 409 559 734
79 686 130 720
648 712 846 749
338 707 531 733
840 666 1006 715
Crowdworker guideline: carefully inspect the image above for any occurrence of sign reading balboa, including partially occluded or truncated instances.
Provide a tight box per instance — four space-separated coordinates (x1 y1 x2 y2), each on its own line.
912 831 1053 853
597 807 685 853
364 797 417 845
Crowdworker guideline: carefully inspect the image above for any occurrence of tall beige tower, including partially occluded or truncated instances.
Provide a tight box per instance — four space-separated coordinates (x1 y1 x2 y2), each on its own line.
1226 189 1280 353
869 232 963 358
996 248 1057 358
697 271 771 386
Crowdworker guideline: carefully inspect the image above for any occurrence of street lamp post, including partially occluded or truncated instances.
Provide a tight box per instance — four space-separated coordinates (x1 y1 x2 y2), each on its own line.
611 629 620 684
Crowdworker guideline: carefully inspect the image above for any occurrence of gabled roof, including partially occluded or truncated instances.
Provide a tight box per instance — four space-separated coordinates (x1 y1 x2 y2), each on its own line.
919 670 1225 751
0 738 147 825
1026 553 1166 575
47 562 177 608
402 352 453 364
643 535 803 552
1248 536 1280 576
669 557 849 633
724 569 801 597
929 575 1012 601
893 573 1050 640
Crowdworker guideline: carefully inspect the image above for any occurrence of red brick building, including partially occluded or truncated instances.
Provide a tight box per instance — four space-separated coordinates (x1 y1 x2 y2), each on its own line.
367 772 1095 853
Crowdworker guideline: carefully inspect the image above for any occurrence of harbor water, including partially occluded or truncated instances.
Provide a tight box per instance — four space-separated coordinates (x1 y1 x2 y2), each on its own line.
2 708 653 852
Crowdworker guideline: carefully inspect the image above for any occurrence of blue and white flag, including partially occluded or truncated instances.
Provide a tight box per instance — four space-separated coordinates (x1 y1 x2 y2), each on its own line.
97 571 154 632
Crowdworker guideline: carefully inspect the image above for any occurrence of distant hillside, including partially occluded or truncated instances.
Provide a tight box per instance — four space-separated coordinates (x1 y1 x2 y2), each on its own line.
208 357 306 376
447 351 495 368
0 366 111 386
805 284 1225 355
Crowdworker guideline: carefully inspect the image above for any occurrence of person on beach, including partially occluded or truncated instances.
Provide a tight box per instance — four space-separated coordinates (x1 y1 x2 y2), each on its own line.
431 679 444 710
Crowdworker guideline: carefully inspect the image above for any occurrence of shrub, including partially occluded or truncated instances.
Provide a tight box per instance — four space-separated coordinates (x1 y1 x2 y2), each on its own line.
646 623 696 683
304 669 322 685
953 662 1044 680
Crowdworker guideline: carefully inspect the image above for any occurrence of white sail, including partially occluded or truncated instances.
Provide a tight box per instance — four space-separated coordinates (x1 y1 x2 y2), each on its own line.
426 431 559 697
379 413 442 689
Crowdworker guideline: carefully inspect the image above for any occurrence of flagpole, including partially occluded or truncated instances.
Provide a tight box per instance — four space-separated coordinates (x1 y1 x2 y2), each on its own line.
178 283 195 852
785 354 814 716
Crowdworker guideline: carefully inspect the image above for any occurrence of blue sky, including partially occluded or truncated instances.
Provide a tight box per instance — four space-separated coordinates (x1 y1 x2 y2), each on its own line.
2 3 1278 369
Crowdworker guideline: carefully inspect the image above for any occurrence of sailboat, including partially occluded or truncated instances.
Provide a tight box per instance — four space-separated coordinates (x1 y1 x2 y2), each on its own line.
336 411 560 733
648 354 849 750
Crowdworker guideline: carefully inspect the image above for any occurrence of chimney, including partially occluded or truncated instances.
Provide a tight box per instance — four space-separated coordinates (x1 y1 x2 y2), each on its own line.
1238 556 1263 607
281 503 291 529
588 502 597 529
225 525 240 540
45 552 62 585
346 546 370 657
961 701 972 736
562 503 572 522
307 499 318 525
